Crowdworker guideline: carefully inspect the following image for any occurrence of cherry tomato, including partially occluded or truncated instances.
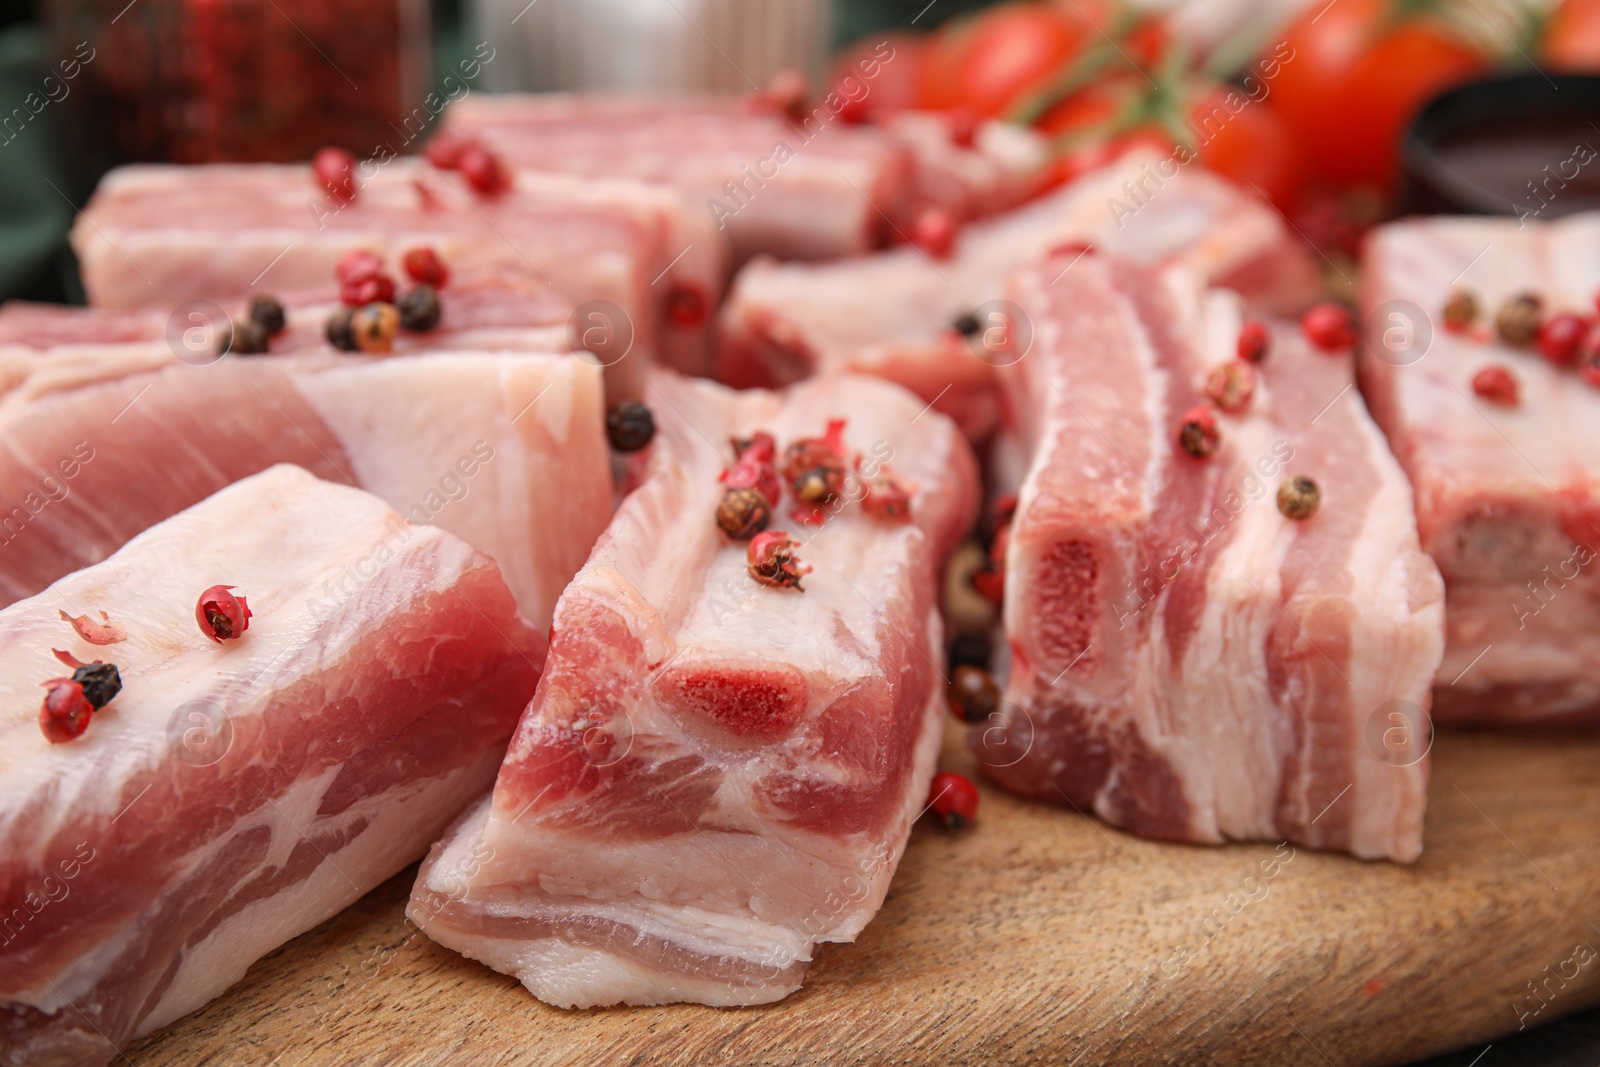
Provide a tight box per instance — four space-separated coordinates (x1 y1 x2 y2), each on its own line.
1544 0 1600 68
1268 0 1487 190
919 2 1093 118
1189 87 1304 211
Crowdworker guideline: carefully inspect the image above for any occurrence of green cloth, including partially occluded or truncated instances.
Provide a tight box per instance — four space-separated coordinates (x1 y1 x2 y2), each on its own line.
0 24 75 302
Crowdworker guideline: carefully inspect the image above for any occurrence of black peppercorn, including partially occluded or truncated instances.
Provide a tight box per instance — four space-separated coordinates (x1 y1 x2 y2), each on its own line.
1277 475 1322 520
397 285 442 332
248 294 286 336
218 320 269 356
952 311 981 337
606 401 656 452
716 487 771 540
71 662 121 710
326 307 357 351
949 665 999 724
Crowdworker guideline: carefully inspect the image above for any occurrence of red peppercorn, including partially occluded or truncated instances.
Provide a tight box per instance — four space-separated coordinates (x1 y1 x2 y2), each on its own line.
1301 302 1356 352
1046 241 1094 260
722 433 782 511
747 531 810 591
423 131 476 170
909 206 958 259
835 85 870 124
313 147 357 203
1237 319 1271 363
459 146 511 195
1537 312 1587 366
335 249 382 284
336 250 396 307
927 770 979 829
1472 364 1520 406
862 476 914 524
39 678 94 743
402 247 450 289
1176 403 1221 458
1203 360 1256 414
665 283 710 329
946 107 980 148
196 585 252 643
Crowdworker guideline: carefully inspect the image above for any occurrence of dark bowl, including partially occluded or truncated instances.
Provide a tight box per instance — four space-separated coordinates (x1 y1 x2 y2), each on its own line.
1400 72 1600 219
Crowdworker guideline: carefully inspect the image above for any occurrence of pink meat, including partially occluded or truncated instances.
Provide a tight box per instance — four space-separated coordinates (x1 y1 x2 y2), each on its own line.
0 344 610 631
71 159 726 392
981 255 1444 862
0 270 571 355
409 371 978 1007
442 94 911 265
717 152 1319 440
1360 214 1600 725
0 465 546 1067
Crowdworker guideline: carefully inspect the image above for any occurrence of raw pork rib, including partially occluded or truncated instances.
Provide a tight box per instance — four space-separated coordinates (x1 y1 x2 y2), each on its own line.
0 465 545 1067
982 255 1444 862
0 344 609 630
443 94 1044 264
1361 214 1600 725
717 152 1318 439
71 159 724 389
409 371 979 1007
0 269 572 355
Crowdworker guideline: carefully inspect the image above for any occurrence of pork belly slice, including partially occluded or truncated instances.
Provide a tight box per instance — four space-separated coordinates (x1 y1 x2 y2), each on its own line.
0 465 546 1067
71 159 725 390
0 345 609 630
409 371 979 1007
0 270 572 355
982 256 1444 862
1360 214 1600 725
716 151 1318 440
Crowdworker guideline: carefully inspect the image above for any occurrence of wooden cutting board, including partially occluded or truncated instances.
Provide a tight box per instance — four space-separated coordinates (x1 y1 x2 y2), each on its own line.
128 724 1600 1067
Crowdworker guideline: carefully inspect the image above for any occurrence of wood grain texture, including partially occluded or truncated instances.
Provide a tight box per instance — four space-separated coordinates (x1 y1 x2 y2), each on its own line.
128 725 1600 1067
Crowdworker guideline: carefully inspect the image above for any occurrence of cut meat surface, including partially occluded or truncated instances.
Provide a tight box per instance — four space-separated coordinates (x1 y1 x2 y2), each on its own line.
0 344 609 630
442 94 913 265
72 159 725 391
0 465 546 1066
409 371 979 1007
1361 213 1600 725
717 152 1319 440
981 255 1444 862
0 270 572 356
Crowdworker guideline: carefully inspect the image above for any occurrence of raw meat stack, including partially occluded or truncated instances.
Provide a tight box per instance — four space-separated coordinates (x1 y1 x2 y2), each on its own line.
982 255 1445 862
1362 213 1600 726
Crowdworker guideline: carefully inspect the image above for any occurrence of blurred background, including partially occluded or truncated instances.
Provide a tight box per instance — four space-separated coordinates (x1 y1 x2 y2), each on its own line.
4 0 1597 306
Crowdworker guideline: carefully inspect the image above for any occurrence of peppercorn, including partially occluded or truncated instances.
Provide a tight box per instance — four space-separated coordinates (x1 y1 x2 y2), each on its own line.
747 530 809 591
1442 289 1479 333
312 146 357 202
1237 319 1270 363
1472 364 1520 406
248 295 286 337
397 285 442 332
1301 302 1356 352
781 419 849 491
952 312 981 337
1276 475 1322 520
717 486 771 540
1177 404 1221 458
1537 312 1586 365
325 307 357 351
459 146 511 195
1496 293 1543 347
949 665 999 724
606 401 656 452
402 246 450 288
70 662 121 710
949 631 992 670
1203 360 1256 414
862 476 913 523
665 283 710 329
927 770 979 829
351 302 399 354
1583 348 1600 389
197 585 252 643
39 679 93 743
793 466 845 506
909 206 957 259
218 320 269 357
